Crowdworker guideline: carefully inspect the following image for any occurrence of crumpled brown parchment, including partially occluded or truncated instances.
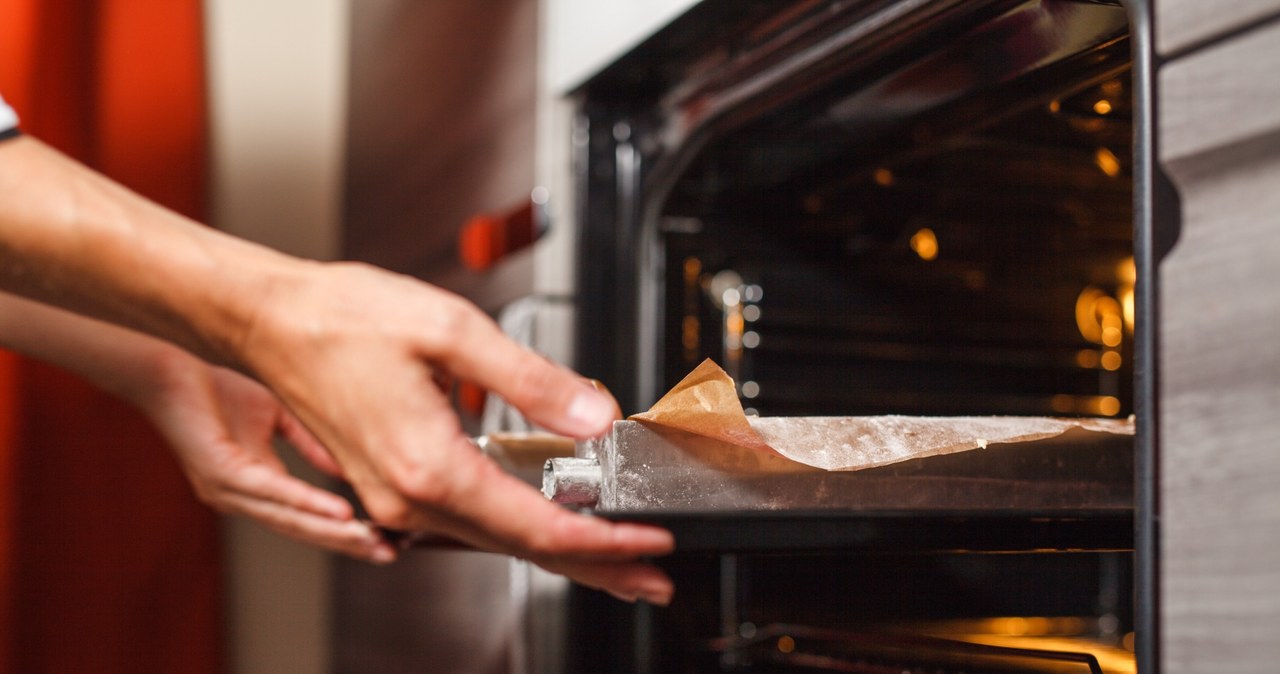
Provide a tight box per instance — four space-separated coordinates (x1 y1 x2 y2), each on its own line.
629 359 1134 472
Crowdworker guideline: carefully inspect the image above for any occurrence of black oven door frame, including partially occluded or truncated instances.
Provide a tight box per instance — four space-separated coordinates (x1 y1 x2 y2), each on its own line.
572 1 1171 671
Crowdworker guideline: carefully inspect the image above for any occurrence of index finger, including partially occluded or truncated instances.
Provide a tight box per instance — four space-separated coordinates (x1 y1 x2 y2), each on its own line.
425 302 618 438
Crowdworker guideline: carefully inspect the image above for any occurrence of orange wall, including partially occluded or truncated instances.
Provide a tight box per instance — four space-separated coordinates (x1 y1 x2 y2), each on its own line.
0 0 221 671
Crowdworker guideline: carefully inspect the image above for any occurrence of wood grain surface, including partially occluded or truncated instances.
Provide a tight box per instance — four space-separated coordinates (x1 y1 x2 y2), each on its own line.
1159 17 1280 674
1156 0 1280 56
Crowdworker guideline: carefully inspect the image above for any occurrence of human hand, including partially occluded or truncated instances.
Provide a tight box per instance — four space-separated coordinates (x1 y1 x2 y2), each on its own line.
139 350 399 564
0 289 397 564
237 262 675 604
0 138 667 594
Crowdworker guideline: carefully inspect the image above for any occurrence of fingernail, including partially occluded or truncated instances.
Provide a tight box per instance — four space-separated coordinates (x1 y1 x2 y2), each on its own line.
316 496 351 519
370 546 396 565
639 589 673 607
606 589 638 603
586 379 623 420
349 521 382 544
638 575 675 606
566 389 615 435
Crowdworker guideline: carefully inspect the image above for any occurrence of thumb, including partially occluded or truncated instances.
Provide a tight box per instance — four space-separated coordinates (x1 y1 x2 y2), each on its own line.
278 411 346 478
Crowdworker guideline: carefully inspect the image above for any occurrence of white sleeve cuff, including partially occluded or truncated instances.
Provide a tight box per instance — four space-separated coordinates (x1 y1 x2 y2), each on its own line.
0 94 18 134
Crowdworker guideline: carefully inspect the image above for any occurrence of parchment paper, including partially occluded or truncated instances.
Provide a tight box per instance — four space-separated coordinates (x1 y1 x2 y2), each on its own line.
629 359 1133 472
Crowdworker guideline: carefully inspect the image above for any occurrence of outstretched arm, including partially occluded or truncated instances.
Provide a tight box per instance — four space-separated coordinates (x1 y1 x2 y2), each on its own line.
0 135 674 604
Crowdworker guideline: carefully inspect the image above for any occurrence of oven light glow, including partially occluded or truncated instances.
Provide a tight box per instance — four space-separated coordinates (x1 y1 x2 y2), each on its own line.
1077 288 1105 343
1050 394 1122 416
993 616 1030 636
1076 287 1123 346
1076 349 1101 369
1048 99 1061 114
727 312 745 337
777 635 795 654
1093 99 1113 115
910 227 938 261
1117 256 1136 284
1094 147 1122 177
1101 350 1122 371
682 316 700 352
682 257 703 362
1121 287 1135 335
971 615 1091 638
1101 303 1124 347
873 167 894 186
683 256 701 282
1093 396 1122 416
1118 256 1136 335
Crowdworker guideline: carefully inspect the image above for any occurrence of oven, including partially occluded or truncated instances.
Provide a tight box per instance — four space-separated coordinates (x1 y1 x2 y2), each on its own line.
551 1 1160 672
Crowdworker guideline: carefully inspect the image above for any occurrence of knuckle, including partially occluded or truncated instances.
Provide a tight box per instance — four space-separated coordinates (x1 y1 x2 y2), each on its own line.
387 458 451 506
363 492 414 529
421 296 474 353
524 533 559 559
520 526 552 558
507 360 561 406
524 512 577 558
384 424 474 508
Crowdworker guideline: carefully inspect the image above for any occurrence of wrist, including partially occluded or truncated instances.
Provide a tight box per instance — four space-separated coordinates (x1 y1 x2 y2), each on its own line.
208 254 331 379
114 339 207 417
163 231 321 373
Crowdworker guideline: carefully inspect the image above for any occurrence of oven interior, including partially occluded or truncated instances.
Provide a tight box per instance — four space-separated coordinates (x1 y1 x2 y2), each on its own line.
656 6 1135 420
569 1 1138 672
570 551 1133 673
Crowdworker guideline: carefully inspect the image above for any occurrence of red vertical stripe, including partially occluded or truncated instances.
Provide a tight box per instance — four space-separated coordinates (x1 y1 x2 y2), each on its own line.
0 0 35 114
97 0 207 220
0 352 17 674
27 1 102 161
0 0 222 671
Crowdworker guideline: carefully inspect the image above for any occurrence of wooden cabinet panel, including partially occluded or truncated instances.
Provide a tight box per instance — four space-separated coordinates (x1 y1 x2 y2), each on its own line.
1159 19 1280 674
1156 0 1280 55
1160 22 1280 163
